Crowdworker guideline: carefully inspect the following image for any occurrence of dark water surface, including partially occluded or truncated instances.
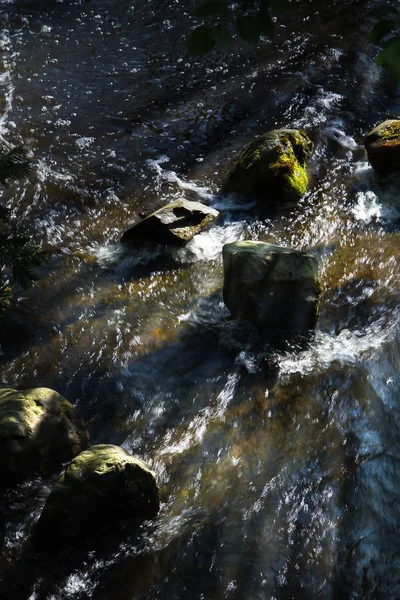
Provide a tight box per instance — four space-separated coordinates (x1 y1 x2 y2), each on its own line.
0 0 399 598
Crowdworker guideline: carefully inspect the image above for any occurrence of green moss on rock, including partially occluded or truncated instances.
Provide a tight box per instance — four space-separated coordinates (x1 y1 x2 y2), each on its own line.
364 119 400 174
0 387 89 486
224 129 313 204
35 444 160 547
379 121 400 140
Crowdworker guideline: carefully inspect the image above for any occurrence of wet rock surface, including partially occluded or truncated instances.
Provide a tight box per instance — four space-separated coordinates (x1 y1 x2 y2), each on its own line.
223 241 319 342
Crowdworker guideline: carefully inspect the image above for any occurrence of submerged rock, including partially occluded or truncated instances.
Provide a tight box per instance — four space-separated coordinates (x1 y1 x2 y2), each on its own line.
223 241 319 341
121 198 219 245
224 129 313 204
364 120 400 175
35 444 160 546
0 387 89 487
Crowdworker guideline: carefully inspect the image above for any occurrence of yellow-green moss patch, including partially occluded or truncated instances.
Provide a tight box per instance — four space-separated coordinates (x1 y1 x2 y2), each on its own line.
224 128 313 204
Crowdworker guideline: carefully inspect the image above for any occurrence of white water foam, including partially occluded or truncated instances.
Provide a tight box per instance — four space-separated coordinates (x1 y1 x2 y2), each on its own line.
279 312 399 378
352 190 400 224
171 222 245 263
147 155 215 201
87 241 164 270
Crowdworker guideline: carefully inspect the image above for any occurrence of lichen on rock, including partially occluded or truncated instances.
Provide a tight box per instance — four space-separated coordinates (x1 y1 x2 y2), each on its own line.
224 129 313 204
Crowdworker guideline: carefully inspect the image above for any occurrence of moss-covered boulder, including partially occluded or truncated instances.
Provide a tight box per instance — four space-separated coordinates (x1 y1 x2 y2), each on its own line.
121 198 219 245
223 241 319 341
35 444 160 546
224 129 313 203
364 120 400 175
0 387 89 487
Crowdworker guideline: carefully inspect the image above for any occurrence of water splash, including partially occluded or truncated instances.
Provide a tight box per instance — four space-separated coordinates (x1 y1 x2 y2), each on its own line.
147 155 215 201
279 312 399 377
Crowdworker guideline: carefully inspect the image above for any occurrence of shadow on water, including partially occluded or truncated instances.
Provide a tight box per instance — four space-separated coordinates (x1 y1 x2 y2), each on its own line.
91 358 400 600
0 244 195 362
0 345 281 600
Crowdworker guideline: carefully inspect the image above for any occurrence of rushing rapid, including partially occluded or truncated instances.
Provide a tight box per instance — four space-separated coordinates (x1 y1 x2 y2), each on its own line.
0 0 399 598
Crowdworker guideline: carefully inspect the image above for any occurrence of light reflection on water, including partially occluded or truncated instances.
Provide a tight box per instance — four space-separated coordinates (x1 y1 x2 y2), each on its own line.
0 0 399 598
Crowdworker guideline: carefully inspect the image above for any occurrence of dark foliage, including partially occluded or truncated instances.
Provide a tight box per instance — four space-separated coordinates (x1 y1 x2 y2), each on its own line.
0 146 47 315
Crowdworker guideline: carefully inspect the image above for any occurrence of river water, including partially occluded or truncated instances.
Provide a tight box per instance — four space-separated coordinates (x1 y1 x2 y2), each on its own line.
0 0 399 598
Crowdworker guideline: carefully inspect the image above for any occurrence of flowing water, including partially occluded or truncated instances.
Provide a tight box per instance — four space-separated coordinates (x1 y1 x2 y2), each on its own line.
0 0 399 598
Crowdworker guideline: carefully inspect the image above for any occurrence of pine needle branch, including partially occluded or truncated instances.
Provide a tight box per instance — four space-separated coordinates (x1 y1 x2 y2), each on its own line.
0 235 48 289
0 278 12 314
0 146 31 187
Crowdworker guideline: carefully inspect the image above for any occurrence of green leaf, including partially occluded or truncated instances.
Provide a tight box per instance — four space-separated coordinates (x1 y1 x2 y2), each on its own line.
369 19 396 44
187 25 216 56
269 0 289 14
259 10 275 37
239 0 257 10
211 25 233 50
376 35 400 64
368 6 398 20
193 0 229 17
376 36 400 83
236 15 261 45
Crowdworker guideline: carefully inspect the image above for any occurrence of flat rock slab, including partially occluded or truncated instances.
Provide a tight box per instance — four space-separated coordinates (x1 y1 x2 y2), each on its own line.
223 241 319 341
364 119 400 175
121 198 219 245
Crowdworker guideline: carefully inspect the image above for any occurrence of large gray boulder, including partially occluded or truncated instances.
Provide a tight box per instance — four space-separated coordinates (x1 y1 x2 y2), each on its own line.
0 387 89 487
223 241 319 340
121 198 219 245
224 129 313 204
35 444 160 546
364 119 400 175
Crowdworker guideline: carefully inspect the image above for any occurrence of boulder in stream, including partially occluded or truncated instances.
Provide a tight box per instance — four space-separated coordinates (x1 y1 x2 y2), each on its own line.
0 387 90 487
364 119 400 175
35 444 160 546
223 241 319 341
121 198 219 245
224 129 314 204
